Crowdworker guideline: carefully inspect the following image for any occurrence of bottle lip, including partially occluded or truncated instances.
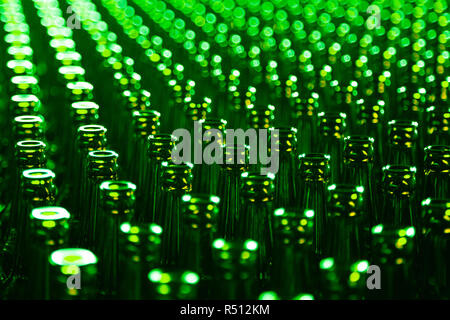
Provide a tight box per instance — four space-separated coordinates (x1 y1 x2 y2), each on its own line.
120 222 163 235
50 248 97 267
31 206 70 221
424 145 450 153
299 153 331 161
22 168 55 179
327 184 365 193
100 180 136 192
88 150 118 158
71 101 99 109
55 50 82 61
11 94 39 102
16 140 46 148
7 59 33 69
371 224 416 238
318 111 347 119
382 164 417 173
148 133 176 141
211 239 259 252
344 135 375 143
58 65 85 75
67 81 94 90
132 109 161 117
269 126 298 134
14 115 44 123
181 193 220 204
198 118 227 126
388 119 419 127
78 124 107 132
421 198 450 207
11 75 38 84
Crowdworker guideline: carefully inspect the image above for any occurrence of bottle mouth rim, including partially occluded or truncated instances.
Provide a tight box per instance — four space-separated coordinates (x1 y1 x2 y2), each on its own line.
388 119 419 127
16 140 46 148
78 124 106 132
71 101 99 109
88 150 118 158
148 133 175 141
299 153 331 161
133 110 161 118
11 94 39 102
383 164 416 171
22 168 55 179
11 75 38 84
181 193 220 204
50 248 97 267
31 206 70 221
344 135 374 143
424 145 450 153
14 115 43 122
327 184 364 193
421 198 450 207
66 81 93 90
100 180 136 191
58 65 85 74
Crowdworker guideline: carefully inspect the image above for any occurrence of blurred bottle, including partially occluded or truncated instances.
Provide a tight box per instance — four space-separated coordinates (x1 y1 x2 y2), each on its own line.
297 153 330 256
420 198 449 299
147 268 199 299
118 222 162 299
211 239 259 299
139 134 174 223
239 171 275 281
48 248 98 299
180 193 219 297
381 165 417 227
271 208 317 298
370 224 418 299
158 162 193 266
97 180 136 298
343 135 378 225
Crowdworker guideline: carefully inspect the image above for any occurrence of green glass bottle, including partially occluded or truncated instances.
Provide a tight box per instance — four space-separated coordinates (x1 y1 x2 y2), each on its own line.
97 180 136 298
420 198 449 299
129 109 160 188
158 162 193 266
239 171 275 281
14 168 57 274
343 135 378 225
140 134 174 223
211 239 259 299
271 208 317 299
370 225 418 299
387 119 419 165
297 153 330 256
118 222 162 299
217 144 247 240
49 248 98 299
78 150 119 249
326 184 368 264
180 193 219 297
317 112 347 182
147 268 200 300
423 145 449 199
272 127 297 209
28 206 70 299
192 118 226 194
10 94 41 116
381 165 417 227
